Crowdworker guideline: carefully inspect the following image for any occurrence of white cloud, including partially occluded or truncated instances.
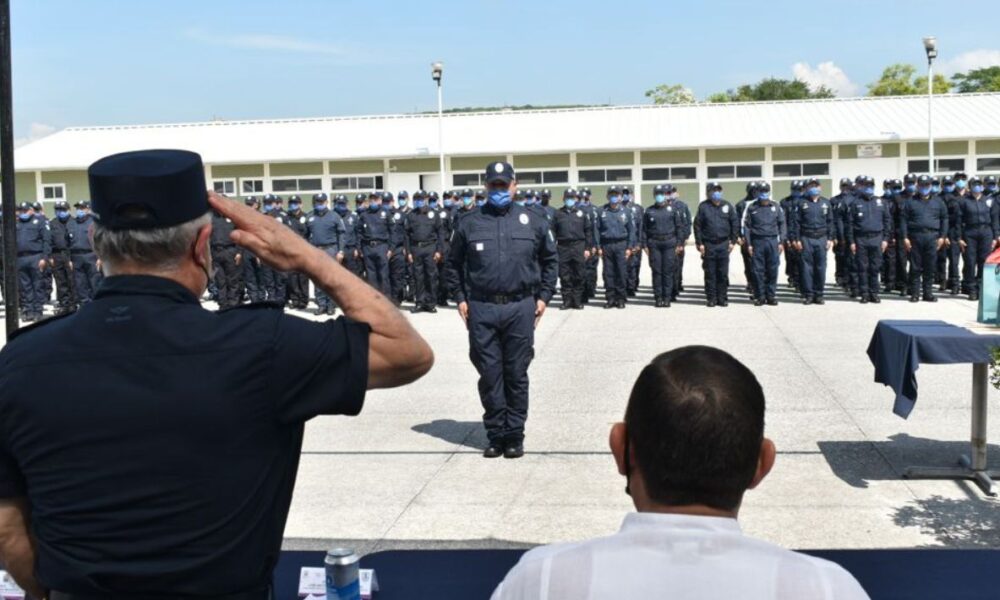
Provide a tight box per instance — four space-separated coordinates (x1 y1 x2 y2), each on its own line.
14 122 56 148
792 61 861 97
182 28 377 64
938 49 1000 75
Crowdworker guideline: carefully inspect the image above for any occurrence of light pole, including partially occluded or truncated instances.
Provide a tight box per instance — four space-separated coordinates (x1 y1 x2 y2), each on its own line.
923 36 937 174
431 61 445 194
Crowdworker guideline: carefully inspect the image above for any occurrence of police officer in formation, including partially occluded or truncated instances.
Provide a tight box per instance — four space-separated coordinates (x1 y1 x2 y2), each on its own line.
210 205 243 310
735 182 759 296
48 200 77 315
333 194 364 278
240 196 266 302
670 185 692 295
900 174 948 302
578 188 600 303
445 161 557 459
844 176 891 303
743 182 787 306
956 176 996 301
306 192 346 315
15 202 50 322
694 181 739 307
780 181 803 292
404 190 444 313
891 173 919 295
67 200 102 304
622 186 644 297
831 177 855 289
386 191 410 305
643 184 688 307
596 186 635 309
551 188 593 309
259 195 289 303
32 201 54 304
939 175 963 295
284 195 311 310
789 178 834 305
359 191 393 297
436 191 458 307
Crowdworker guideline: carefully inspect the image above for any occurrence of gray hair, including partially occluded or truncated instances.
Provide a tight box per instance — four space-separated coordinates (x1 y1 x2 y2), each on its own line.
93 211 212 270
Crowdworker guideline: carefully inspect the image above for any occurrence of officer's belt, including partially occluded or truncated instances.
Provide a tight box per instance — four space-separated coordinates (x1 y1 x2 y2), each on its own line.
414 240 437 247
856 231 884 237
908 228 937 234
702 238 729 244
557 238 585 244
964 223 991 229
750 235 779 241
316 243 338 249
469 290 533 305
365 240 388 246
50 588 271 600
648 235 677 242
800 231 828 238
70 249 94 254
17 251 41 257
600 238 627 244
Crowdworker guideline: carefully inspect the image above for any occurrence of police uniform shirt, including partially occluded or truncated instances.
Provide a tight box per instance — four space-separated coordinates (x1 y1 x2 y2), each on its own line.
552 205 592 242
68 215 95 251
491 513 870 600
694 200 739 245
49 215 72 251
789 197 834 241
16 214 51 256
307 209 346 251
643 203 686 242
0 275 370 594
900 196 948 239
403 208 444 254
210 213 237 247
846 195 892 244
743 201 787 242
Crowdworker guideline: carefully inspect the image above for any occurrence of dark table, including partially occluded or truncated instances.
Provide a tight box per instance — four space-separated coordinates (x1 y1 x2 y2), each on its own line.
867 319 1000 495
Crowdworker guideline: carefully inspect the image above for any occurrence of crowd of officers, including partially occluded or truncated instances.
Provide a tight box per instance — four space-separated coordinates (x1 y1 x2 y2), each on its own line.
10 171 998 321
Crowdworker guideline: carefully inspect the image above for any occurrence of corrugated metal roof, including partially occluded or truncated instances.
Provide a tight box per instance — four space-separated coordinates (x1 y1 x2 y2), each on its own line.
15 93 1000 171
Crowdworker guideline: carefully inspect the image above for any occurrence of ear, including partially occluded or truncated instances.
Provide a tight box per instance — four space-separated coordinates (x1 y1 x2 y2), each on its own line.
509 181 518 196
609 422 627 476
193 223 212 267
748 437 776 490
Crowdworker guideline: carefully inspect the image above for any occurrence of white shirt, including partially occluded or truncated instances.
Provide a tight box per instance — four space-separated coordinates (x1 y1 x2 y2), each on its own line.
491 512 870 600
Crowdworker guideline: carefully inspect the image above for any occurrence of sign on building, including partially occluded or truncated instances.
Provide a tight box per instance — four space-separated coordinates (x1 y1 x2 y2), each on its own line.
857 144 883 158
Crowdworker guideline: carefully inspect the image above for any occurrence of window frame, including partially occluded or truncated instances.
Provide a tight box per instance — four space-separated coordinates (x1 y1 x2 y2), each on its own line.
772 162 830 179
706 163 764 181
641 165 698 182
212 178 237 196
577 167 634 184
272 176 324 193
452 172 484 187
41 183 66 200
906 158 966 174
240 178 265 195
330 174 384 192
977 156 1000 172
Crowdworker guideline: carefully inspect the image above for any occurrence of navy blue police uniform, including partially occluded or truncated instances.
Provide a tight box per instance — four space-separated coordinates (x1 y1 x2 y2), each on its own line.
844 189 892 302
307 193 347 315
939 179 963 294
550 189 593 309
623 190 644 296
672 191 692 296
48 201 78 314
956 181 996 300
694 193 739 306
15 203 51 321
333 196 364 279
210 209 243 310
743 192 787 305
0 149 372 599
66 201 102 304
240 197 266 303
358 196 393 297
579 191 600 302
789 185 834 303
284 196 311 310
259 197 290 305
403 194 445 312
900 179 949 301
595 187 636 308
830 179 855 287
445 162 557 456
780 183 803 292
643 187 688 307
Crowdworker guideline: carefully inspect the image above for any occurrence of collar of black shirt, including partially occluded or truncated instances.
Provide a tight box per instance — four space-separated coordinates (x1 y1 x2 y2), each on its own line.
94 274 201 305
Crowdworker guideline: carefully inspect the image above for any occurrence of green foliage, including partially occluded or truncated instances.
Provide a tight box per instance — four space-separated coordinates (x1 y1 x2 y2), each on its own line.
951 66 1000 93
707 78 834 103
644 84 696 105
867 63 951 96
990 347 1000 391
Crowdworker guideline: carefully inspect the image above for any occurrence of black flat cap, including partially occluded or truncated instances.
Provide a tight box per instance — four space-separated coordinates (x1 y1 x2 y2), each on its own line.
485 161 515 184
88 149 208 230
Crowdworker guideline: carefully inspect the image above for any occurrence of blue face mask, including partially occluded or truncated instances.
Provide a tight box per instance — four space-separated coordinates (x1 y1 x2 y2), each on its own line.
943 185 955 193
654 194 666 204
564 198 577 208
931 185 941 194
918 186 932 196
369 203 381 212
905 184 916 193
475 199 486 207
972 185 985 195
710 191 722 202
525 197 536 206
398 200 408 207
987 185 998 193
76 209 86 218
609 196 621 205
444 199 454 208
263 204 274 213
956 180 968 189
334 203 348 214
18 213 30 221
489 190 512 207
882 189 892 197
791 191 802 198
759 192 771 201
807 187 820 197
289 202 300 211
315 203 328 213
414 200 426 209
462 196 473 206
56 210 69 219
429 199 439 208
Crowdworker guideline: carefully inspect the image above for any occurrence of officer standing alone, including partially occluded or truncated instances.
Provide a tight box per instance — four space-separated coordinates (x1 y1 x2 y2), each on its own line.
446 162 557 459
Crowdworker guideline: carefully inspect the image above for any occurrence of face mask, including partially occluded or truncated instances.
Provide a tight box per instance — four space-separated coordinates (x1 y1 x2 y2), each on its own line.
905 184 916 193
414 200 426 209
489 190 511 207
335 204 349 214
18 213 30 221
56 210 69 219
462 196 473 206
943 185 955 193
807 187 820 197
759 192 771 201
429 199 439 207
315 203 328 213
444 199 454 208
710 191 722 202
956 180 968 189
972 185 985 195
263 204 274 213
475 199 486 207
654 194 666 204
564 198 577 208
791 191 802 198
918 186 932 196
882 189 892 197
76 209 86 218
987 185 998 193
609 196 621 205
525 197 536 206
369 203 381 212
398 200 408 208
931 185 941 194
289 202 300 211
622 195 631 203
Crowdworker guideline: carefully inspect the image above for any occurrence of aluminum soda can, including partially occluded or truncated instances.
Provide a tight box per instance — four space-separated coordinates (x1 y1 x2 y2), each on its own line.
325 547 360 600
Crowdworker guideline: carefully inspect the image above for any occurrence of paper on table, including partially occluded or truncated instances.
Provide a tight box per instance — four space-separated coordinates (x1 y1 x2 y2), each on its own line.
299 567 379 599
0 571 25 600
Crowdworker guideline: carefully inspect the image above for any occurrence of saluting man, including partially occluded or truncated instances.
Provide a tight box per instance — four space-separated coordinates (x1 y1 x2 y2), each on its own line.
446 162 557 459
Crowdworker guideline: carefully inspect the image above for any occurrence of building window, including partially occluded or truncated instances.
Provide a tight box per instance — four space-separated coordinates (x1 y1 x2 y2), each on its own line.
241 178 264 194
212 179 237 195
977 157 1000 172
907 158 966 174
642 166 696 181
707 164 763 180
330 175 384 191
453 173 483 187
42 184 66 200
578 168 632 183
773 162 830 178
516 170 570 185
273 177 323 192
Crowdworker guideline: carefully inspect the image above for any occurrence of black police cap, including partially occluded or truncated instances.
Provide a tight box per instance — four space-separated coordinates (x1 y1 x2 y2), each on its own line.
413 190 427 199
355 193 367 202
917 174 932 184
607 185 623 196
790 180 803 190
312 193 328 202
969 176 983 185
985 175 998 184
54 200 70 210
514 190 525 199
840 177 853 186
462 188 473 196
244 196 258 205
381 191 394 202
485 161 515 184
759 182 772 192
474 189 486 199
288 194 302 202
88 149 208 231
806 177 820 186
398 190 409 199
653 184 666 194
17 202 31 211
263 194 278 203
32 201 43 211
541 189 551 198
954 171 968 180
904 173 918 184
564 188 579 198
942 175 954 184
74 200 91 208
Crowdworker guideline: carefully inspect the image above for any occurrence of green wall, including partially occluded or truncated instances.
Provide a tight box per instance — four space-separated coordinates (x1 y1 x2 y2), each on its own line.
513 153 570 168
705 147 765 162
576 152 633 167
15 172 36 202
212 163 265 178
639 149 699 165
771 145 832 161
270 162 324 177
838 143 900 159
329 159 383 174
41 170 89 202
906 141 968 157
978 139 1000 155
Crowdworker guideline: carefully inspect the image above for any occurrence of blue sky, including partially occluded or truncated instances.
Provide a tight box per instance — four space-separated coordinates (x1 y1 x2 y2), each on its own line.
12 0 1000 145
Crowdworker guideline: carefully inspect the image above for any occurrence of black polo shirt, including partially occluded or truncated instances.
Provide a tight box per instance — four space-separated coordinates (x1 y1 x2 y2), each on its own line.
0 275 370 595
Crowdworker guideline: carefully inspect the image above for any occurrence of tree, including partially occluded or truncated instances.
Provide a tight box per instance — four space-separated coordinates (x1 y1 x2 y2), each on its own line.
707 77 834 103
867 63 950 96
951 66 1000 93
644 84 696 105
